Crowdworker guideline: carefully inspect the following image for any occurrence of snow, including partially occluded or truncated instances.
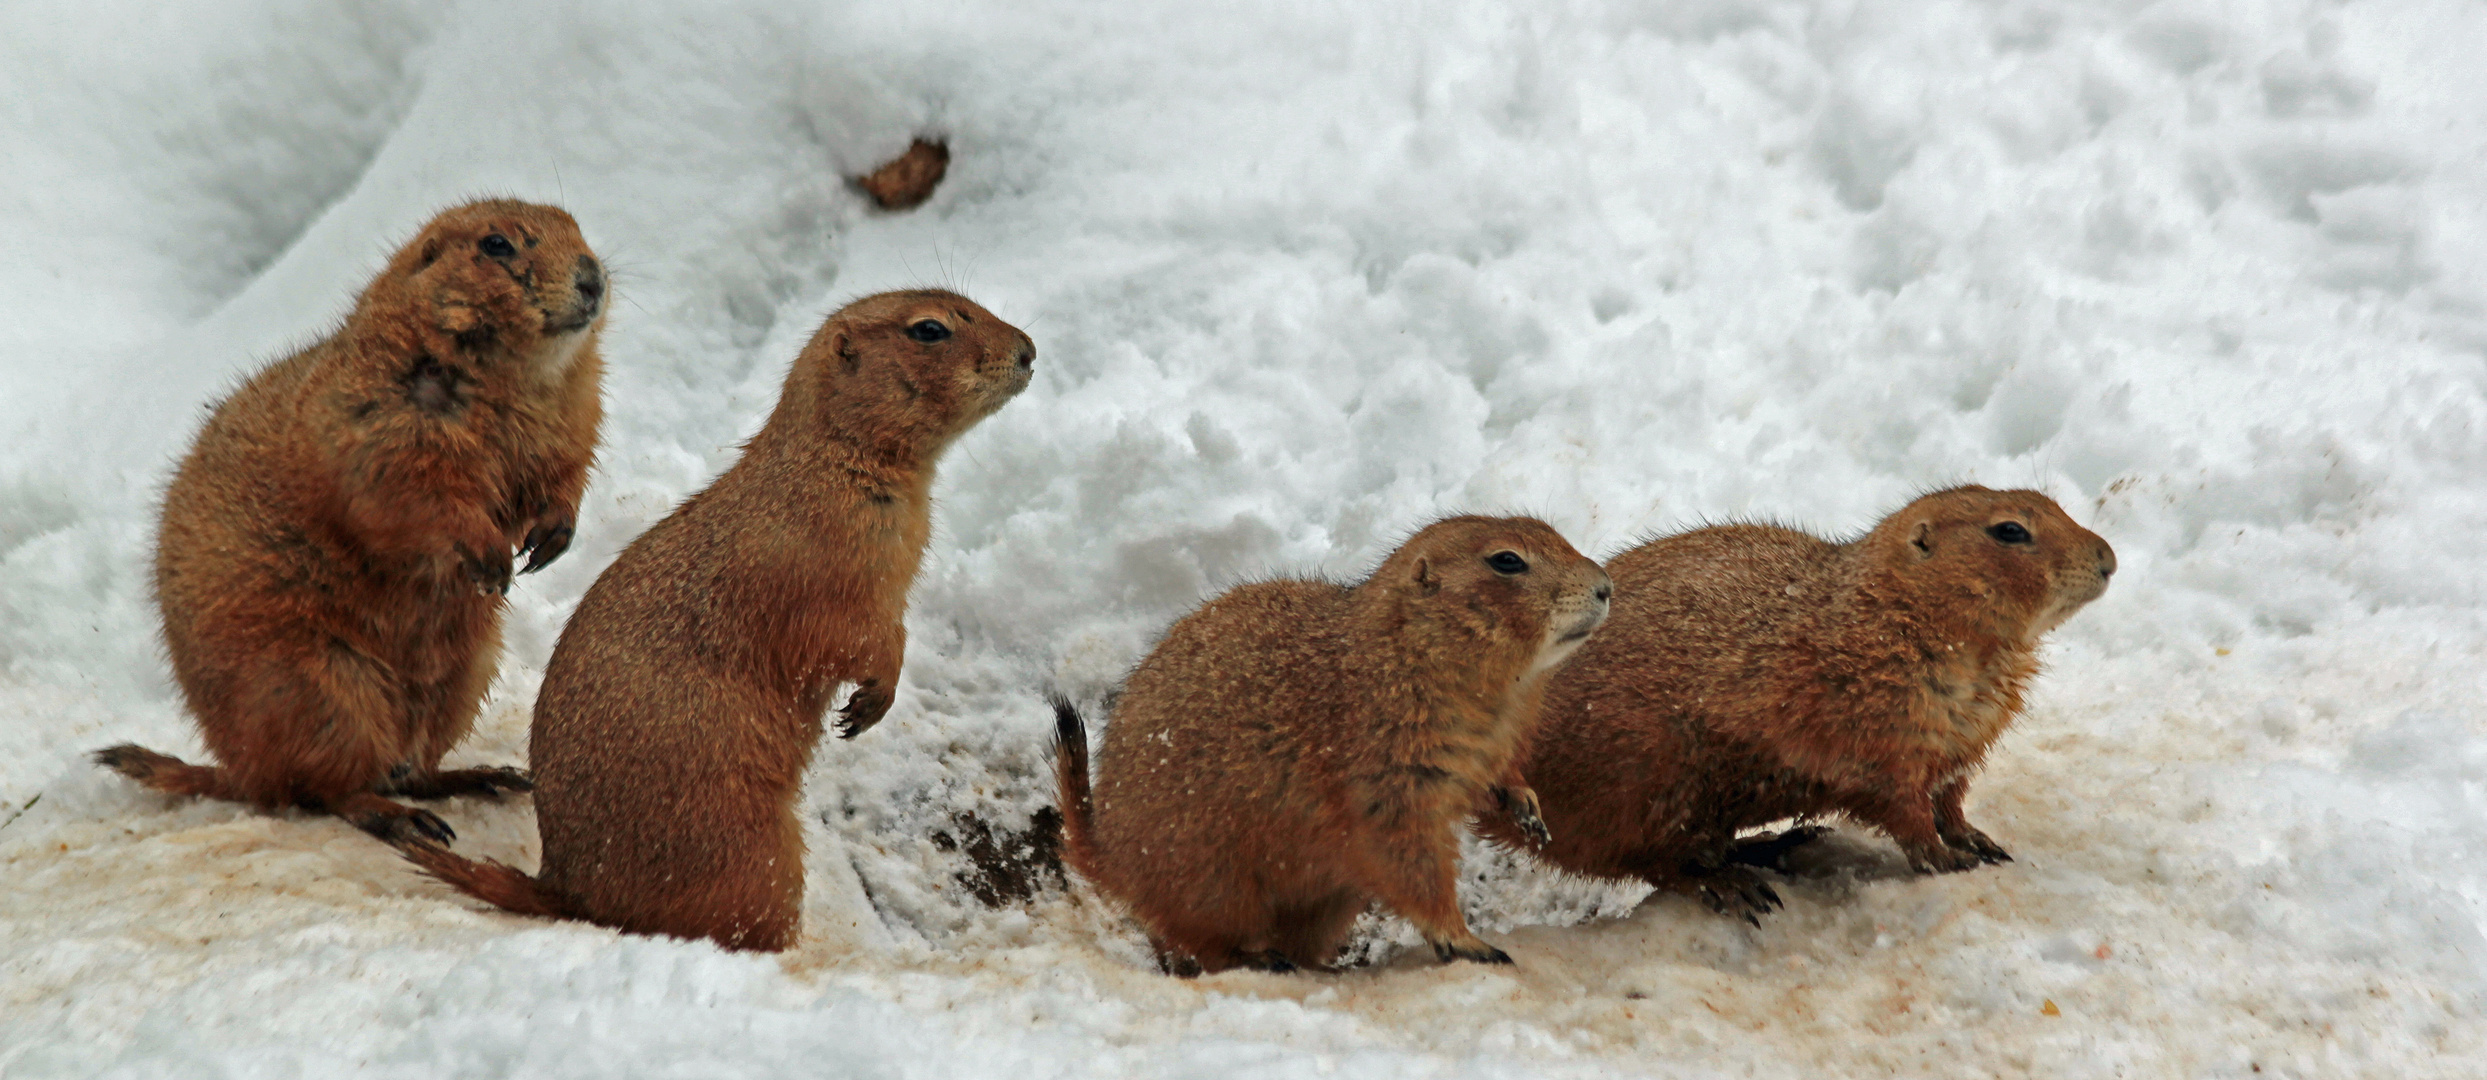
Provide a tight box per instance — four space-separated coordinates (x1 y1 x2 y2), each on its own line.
5 0 2486 1075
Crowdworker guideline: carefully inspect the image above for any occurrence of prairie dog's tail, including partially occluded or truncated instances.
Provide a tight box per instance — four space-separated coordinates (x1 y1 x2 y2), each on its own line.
1049 694 1101 882
93 744 243 801
398 843 576 920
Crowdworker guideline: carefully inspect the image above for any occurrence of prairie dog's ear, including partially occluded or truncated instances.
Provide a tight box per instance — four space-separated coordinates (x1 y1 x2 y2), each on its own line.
1413 556 1440 596
1910 520 1935 559
829 327 861 374
415 236 444 273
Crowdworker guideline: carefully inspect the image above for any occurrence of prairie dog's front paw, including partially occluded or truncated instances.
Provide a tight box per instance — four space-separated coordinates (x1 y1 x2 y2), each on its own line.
1496 785 1552 847
519 517 574 574
836 680 894 738
459 542 514 596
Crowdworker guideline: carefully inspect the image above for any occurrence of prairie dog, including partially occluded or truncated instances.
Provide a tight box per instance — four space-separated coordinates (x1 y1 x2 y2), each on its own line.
1057 515 1612 974
406 290 1034 952
1478 486 2115 918
99 199 607 844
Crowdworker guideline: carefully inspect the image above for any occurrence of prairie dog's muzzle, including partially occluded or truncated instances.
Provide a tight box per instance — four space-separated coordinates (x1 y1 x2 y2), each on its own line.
1534 568 1613 674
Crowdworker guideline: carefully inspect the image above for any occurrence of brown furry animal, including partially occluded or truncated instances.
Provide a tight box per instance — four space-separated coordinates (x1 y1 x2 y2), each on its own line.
1055 516 1613 974
403 290 1034 951
97 200 607 844
1476 486 2115 919
855 139 950 211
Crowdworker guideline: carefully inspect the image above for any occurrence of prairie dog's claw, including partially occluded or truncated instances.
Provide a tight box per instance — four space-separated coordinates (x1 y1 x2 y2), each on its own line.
836 681 894 739
1498 785 1553 847
520 520 574 574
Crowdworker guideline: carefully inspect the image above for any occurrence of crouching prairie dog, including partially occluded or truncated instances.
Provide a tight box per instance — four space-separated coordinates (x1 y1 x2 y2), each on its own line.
98 199 608 844
1055 516 1613 974
1476 486 2115 919
404 290 1034 951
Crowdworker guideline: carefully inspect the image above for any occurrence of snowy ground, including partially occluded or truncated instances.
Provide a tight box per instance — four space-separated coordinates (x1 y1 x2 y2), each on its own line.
5 0 2486 1075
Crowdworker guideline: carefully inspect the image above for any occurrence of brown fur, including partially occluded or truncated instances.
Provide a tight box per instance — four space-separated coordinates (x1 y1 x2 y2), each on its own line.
406 290 1034 951
97 200 607 845
1476 486 2116 918
1055 516 1612 974
855 139 950 211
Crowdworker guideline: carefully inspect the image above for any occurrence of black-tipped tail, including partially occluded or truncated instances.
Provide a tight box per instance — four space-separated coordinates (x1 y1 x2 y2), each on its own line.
1048 693 1099 882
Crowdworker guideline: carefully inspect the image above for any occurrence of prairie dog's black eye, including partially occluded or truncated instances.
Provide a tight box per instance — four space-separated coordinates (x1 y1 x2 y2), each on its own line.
906 319 952 343
1485 551 1528 575
1987 521 2032 544
478 234 517 258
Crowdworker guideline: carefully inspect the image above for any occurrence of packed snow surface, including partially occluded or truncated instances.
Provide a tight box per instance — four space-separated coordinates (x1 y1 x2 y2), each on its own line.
5 0 2487 1076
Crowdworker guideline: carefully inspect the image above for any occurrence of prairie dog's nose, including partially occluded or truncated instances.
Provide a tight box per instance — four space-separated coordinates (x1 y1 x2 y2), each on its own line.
1577 571 1614 634
575 256 605 307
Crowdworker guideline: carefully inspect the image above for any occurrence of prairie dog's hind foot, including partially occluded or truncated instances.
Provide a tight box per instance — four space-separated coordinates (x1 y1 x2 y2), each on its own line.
1150 942 1205 978
1430 935 1515 966
1240 950 1299 974
1939 822 2013 865
1655 862 1785 926
1725 824 1831 871
312 791 456 846
1902 838 1989 874
379 765 534 800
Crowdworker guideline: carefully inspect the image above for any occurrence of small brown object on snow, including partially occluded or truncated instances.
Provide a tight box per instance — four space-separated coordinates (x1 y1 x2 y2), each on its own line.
855 138 951 211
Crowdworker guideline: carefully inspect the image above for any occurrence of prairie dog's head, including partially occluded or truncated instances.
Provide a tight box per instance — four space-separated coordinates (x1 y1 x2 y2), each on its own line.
1869 486 2117 641
1368 515 1613 675
380 199 606 378
795 289 1036 454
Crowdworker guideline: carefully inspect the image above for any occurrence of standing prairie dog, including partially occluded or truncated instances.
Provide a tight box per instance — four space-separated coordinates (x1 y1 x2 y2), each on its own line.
1477 486 2115 918
98 199 607 844
1056 516 1613 974
405 290 1035 951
